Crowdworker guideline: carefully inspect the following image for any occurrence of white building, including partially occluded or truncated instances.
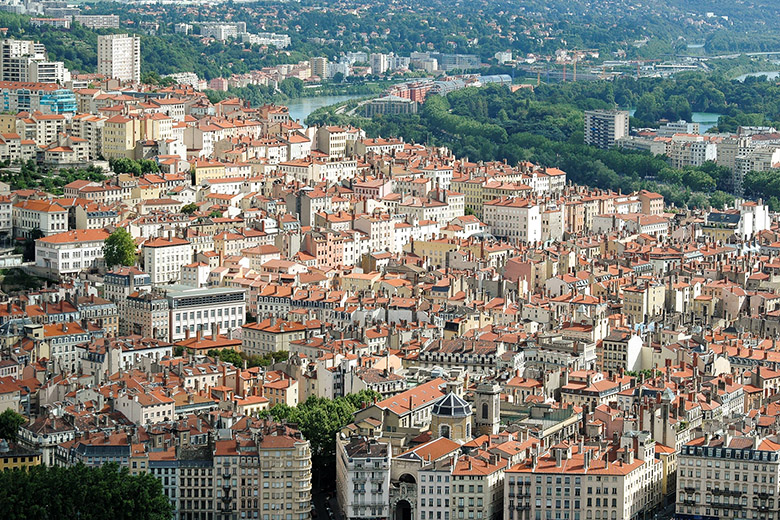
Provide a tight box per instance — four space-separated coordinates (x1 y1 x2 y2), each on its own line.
676 433 780 520
483 197 541 244
13 199 68 238
142 236 192 285
336 436 392 520
97 34 141 83
506 433 663 520
114 389 175 425
35 229 110 277
601 328 644 372
165 285 246 342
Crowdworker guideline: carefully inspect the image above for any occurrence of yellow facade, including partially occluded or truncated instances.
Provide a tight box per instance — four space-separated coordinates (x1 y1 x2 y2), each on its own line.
0 449 41 471
192 162 226 185
102 115 171 160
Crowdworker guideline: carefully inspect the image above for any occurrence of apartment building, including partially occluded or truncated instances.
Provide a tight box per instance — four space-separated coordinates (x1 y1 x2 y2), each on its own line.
213 425 312 520
241 318 307 355
0 39 45 81
97 34 141 83
483 197 542 244
601 328 643 373
0 39 69 84
17 112 66 145
166 285 246 342
676 433 780 520
505 434 663 520
419 453 507 520
103 267 152 304
622 281 666 325
336 436 392 520
44 321 91 372
35 228 110 277
0 81 76 114
317 126 348 157
123 291 170 341
70 113 106 160
584 110 629 149
309 57 328 79
72 15 120 29
13 199 68 237
142 236 193 285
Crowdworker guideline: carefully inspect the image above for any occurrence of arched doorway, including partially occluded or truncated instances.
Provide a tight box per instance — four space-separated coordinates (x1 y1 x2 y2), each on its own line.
399 474 416 484
395 499 412 520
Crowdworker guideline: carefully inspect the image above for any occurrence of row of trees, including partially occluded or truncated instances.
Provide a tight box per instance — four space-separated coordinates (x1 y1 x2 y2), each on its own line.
86 0 780 61
743 171 780 211
269 390 381 464
0 161 106 194
108 158 160 176
203 348 290 368
525 72 780 131
0 463 173 520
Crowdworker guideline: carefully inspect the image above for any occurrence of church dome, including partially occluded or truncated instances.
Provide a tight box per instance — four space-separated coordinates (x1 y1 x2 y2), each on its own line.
432 392 472 418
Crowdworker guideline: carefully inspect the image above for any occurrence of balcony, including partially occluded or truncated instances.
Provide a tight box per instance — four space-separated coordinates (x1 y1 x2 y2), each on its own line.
713 489 742 497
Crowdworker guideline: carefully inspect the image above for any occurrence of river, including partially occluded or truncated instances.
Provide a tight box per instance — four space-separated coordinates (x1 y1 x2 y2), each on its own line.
286 94 367 125
735 71 780 82
628 109 722 133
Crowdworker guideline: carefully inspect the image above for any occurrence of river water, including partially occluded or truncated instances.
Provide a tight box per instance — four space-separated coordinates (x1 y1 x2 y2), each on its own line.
628 109 723 133
735 71 780 82
286 94 367 125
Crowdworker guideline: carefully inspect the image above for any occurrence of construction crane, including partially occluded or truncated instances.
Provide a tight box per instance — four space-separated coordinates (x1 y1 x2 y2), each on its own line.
630 59 661 79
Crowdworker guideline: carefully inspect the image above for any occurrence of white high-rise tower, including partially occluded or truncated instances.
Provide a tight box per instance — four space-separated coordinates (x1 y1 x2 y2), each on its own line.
97 34 141 83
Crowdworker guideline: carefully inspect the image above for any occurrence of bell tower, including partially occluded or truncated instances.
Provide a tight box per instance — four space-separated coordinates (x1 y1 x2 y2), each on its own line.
474 382 501 435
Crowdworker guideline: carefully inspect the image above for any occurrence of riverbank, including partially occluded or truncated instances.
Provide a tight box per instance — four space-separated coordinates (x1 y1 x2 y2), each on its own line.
287 94 369 124
205 81 389 112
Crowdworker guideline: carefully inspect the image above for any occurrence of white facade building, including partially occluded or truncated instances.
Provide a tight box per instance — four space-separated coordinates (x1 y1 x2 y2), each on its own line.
35 229 110 277
97 34 141 83
142 236 193 285
336 436 392 520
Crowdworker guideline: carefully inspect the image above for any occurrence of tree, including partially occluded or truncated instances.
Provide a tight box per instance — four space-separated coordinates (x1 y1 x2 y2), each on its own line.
269 389 381 461
207 348 243 366
103 229 136 268
181 203 199 214
0 409 25 441
22 228 44 262
109 157 142 176
0 463 173 520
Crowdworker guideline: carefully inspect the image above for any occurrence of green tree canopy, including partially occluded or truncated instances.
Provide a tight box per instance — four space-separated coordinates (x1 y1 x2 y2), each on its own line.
103 229 137 268
0 409 25 441
180 203 199 214
269 389 381 460
0 463 173 520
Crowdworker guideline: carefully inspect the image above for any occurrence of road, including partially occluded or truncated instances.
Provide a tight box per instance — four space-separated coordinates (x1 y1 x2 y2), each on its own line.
312 489 342 520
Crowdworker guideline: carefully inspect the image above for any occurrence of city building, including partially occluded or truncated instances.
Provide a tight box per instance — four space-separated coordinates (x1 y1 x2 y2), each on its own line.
584 110 629 149
336 436 392 520
505 433 663 520
97 34 141 83
676 433 780 520
142 236 193 285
